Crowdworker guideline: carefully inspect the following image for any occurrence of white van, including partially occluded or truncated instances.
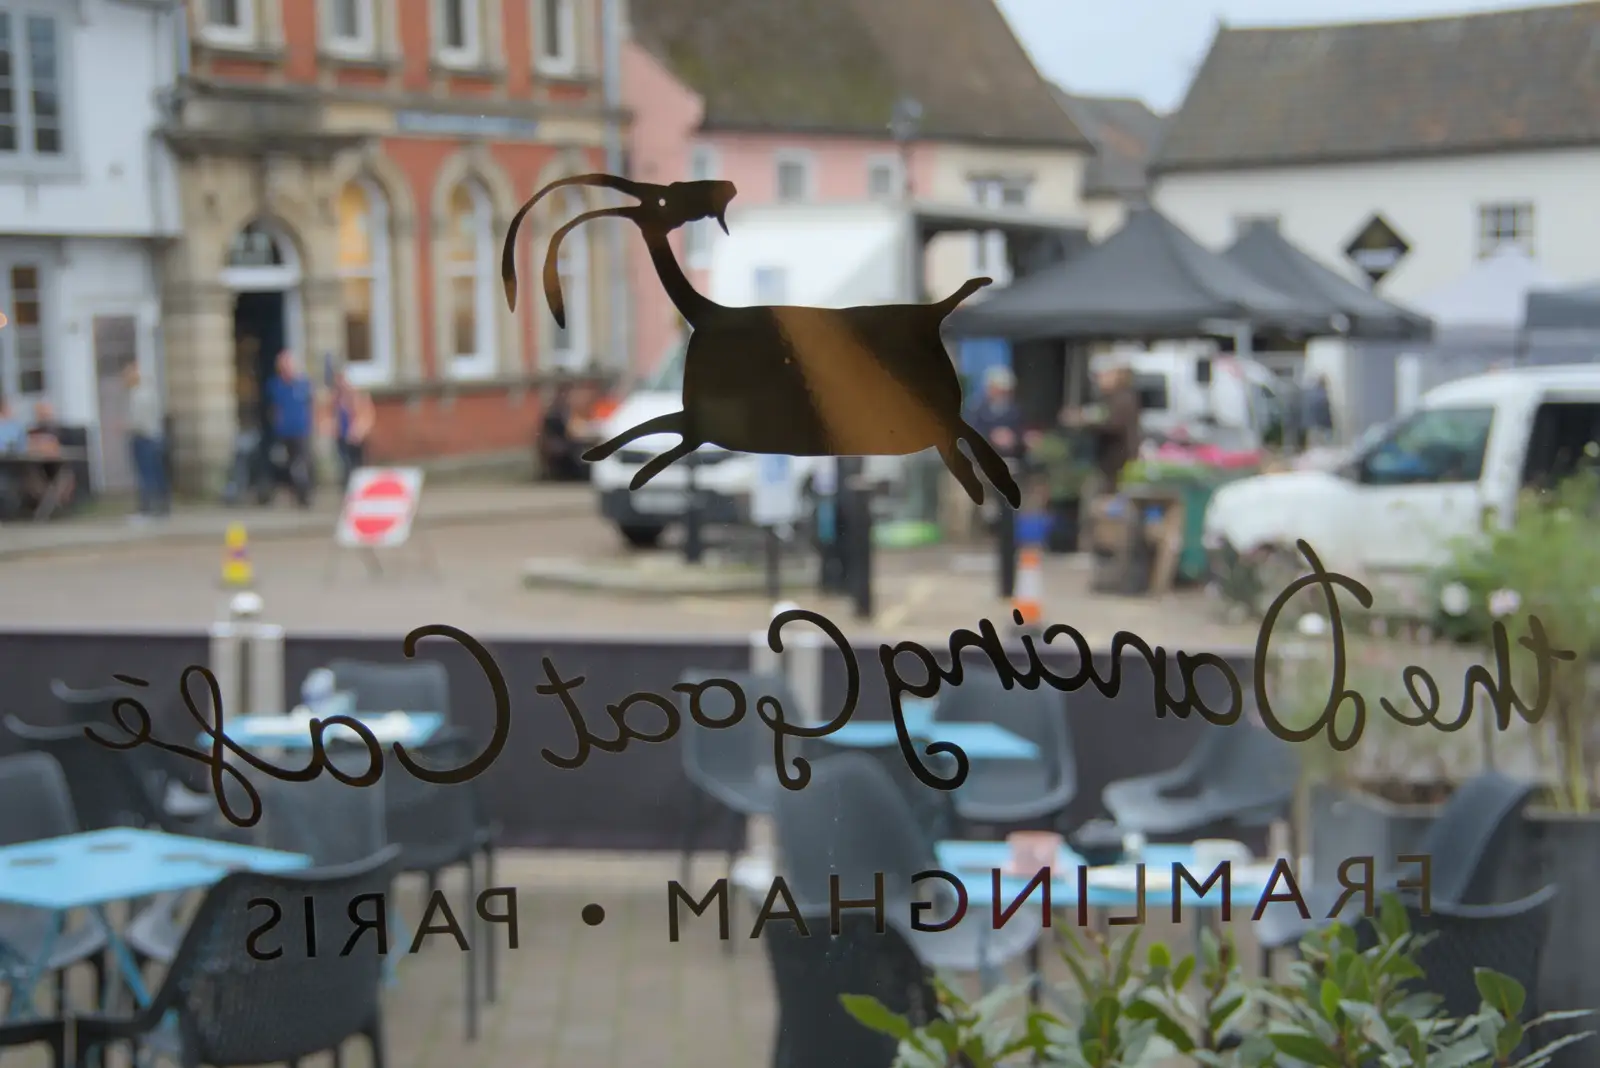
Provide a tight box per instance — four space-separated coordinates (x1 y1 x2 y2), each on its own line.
1103 345 1290 448
1203 364 1600 612
591 343 905 547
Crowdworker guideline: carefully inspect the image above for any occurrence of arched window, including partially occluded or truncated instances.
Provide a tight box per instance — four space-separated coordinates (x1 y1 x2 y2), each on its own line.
547 186 589 371
336 179 394 383
447 180 497 378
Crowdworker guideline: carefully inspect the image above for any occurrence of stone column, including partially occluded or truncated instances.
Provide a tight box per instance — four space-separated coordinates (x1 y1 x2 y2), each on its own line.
162 282 239 494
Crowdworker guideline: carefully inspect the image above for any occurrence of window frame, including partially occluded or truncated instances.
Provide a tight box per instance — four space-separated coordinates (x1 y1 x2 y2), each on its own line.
533 0 577 76
336 179 395 387
0 258 50 404
321 0 375 57
0 5 76 176
198 0 258 48
1357 405 1497 487
773 150 814 204
435 0 482 67
446 180 498 380
545 186 591 372
969 174 1031 278
866 155 902 200
1477 201 1535 260
682 144 718 269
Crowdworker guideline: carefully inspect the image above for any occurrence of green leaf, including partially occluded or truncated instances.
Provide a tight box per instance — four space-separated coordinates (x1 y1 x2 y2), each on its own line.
839 994 913 1039
1319 978 1342 1021
1475 968 1528 1020
1126 998 1196 1053
1148 941 1171 971
1113 928 1141 990
1378 892 1410 944
1497 1019 1527 1059
1268 1031 1344 1066
1172 955 1196 991
1208 994 1246 1034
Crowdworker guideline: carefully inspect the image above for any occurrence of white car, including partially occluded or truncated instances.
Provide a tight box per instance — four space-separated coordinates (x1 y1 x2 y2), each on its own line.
1203 364 1600 614
592 345 906 547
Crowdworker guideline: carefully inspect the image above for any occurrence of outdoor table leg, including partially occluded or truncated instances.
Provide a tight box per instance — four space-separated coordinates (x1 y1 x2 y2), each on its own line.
92 906 150 1008
1 912 63 1023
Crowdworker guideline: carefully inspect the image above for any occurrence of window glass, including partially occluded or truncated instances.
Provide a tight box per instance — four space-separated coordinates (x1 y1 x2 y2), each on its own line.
775 158 807 202
1362 406 1495 484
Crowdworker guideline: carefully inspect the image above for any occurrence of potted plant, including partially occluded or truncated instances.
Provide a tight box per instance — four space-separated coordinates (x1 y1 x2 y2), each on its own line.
839 896 1589 1066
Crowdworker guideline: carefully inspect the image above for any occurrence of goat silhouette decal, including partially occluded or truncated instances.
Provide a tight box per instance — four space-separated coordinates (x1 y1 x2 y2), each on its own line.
501 173 1021 508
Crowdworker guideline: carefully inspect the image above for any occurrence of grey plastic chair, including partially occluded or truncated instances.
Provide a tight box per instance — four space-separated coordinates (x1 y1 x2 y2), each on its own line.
772 749 1043 991
932 671 1077 829
1358 885 1557 1028
1257 771 1538 958
76 846 401 1068
763 910 938 1068
0 1018 67 1068
676 670 788 880
326 659 451 714
1101 723 1300 836
0 752 109 1012
125 769 390 969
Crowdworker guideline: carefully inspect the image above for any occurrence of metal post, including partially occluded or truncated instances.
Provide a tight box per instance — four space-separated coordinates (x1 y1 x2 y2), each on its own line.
763 527 781 600
997 496 1017 599
683 451 705 565
247 623 286 717
817 458 846 594
841 457 874 620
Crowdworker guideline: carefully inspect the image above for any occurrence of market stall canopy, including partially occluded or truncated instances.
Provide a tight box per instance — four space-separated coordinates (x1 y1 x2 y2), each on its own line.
1222 220 1433 340
1413 247 1559 333
1525 282 1600 331
942 205 1329 341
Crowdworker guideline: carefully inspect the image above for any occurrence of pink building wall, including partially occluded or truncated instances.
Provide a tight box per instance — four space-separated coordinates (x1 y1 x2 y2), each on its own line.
623 41 936 377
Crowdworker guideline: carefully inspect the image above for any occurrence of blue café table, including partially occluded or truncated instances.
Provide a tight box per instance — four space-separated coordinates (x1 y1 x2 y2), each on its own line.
827 716 1038 760
200 711 445 751
936 840 1278 912
0 827 309 1017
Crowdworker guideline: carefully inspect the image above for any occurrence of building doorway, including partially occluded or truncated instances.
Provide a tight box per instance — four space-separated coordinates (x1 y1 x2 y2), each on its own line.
233 290 285 433
220 220 304 499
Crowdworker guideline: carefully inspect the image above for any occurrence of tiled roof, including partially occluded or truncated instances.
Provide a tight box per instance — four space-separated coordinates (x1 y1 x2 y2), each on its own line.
629 0 1090 148
1055 90 1165 198
1154 1 1600 172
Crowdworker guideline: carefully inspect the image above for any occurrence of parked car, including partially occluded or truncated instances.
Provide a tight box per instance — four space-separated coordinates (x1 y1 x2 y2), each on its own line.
1203 364 1600 615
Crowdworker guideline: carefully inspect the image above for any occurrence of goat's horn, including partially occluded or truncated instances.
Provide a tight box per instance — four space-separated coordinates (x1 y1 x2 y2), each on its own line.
501 173 653 312
538 206 637 328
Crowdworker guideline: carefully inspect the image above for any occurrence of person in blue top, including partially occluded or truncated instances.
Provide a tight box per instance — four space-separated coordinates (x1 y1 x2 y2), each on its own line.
265 349 314 507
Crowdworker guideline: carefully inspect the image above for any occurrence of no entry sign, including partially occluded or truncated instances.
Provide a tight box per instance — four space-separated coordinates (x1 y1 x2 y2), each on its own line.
336 467 424 549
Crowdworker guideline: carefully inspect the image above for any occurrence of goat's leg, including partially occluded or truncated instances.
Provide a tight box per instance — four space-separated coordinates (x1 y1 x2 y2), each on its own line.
630 439 702 489
957 423 1022 508
938 440 986 506
582 412 688 462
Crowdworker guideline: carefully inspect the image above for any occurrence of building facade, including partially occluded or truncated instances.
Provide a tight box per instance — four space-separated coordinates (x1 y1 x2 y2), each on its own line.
161 0 623 490
1150 2 1600 304
622 0 1093 378
0 0 182 492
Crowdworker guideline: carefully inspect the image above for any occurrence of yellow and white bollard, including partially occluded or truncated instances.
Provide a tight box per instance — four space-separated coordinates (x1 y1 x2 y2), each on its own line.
222 522 253 588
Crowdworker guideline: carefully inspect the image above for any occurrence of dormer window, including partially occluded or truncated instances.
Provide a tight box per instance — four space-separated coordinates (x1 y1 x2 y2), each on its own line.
201 0 257 47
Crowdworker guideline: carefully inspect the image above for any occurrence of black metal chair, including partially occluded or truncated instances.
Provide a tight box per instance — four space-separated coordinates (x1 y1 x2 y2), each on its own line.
676 670 788 881
1101 723 1300 837
2 714 224 837
381 731 496 1042
0 752 108 1014
326 658 451 715
0 1017 68 1068
932 670 1078 829
1257 771 1538 962
75 845 401 1068
762 910 938 1068
773 749 1044 990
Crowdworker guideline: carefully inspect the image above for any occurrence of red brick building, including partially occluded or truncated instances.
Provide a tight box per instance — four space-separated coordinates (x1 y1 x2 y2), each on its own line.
160 0 624 489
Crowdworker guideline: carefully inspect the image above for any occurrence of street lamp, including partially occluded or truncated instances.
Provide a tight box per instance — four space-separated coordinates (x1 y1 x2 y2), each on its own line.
889 96 922 200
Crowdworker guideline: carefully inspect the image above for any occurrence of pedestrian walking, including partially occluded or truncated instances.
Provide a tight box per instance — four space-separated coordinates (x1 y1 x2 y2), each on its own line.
329 371 375 490
266 350 314 507
124 362 169 519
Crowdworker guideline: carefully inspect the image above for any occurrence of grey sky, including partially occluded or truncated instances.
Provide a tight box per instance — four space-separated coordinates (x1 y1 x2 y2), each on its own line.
995 0 1556 112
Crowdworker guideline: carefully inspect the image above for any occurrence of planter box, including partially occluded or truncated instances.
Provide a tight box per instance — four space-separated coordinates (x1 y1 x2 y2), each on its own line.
1311 787 1600 1068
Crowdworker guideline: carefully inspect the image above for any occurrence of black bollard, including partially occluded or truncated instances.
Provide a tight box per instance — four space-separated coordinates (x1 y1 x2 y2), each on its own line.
683 451 705 565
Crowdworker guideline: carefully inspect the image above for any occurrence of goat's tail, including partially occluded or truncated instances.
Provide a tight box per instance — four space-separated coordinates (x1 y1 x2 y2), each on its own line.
930 277 993 318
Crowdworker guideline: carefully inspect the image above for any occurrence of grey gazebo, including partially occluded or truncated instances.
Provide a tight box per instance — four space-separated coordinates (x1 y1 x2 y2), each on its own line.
943 205 1329 342
1223 220 1433 341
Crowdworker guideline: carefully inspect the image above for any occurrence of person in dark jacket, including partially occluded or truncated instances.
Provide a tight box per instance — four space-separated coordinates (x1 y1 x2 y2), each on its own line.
967 365 1025 461
1067 364 1143 493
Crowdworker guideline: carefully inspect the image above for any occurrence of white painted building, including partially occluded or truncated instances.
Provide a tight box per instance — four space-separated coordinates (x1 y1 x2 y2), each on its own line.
1150 2 1600 307
0 0 182 491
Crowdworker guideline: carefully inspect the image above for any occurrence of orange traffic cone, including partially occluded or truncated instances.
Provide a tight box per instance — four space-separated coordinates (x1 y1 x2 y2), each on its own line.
1012 544 1044 626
